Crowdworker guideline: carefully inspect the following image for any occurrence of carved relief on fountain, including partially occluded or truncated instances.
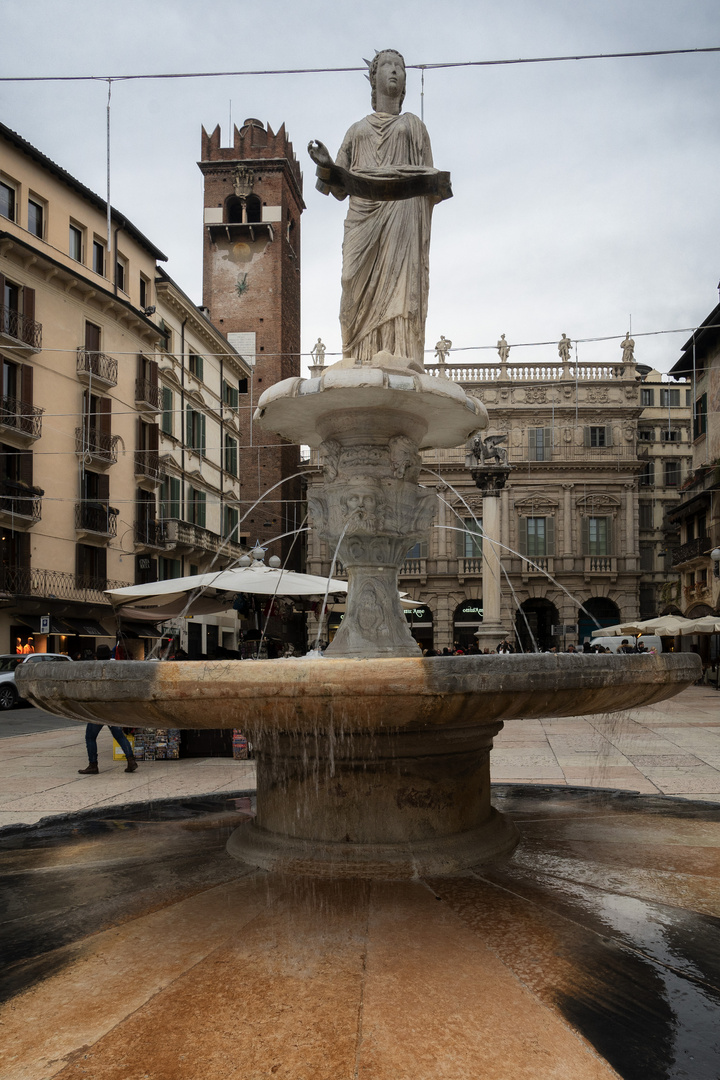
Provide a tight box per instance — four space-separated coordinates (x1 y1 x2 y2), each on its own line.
309 434 438 657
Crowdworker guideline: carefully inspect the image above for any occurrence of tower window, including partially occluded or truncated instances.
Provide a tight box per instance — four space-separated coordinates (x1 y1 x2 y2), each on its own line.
226 197 244 223
246 194 262 223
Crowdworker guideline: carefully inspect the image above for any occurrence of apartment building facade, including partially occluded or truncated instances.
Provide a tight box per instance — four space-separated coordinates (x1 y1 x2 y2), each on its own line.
0 123 253 660
0 121 169 656
154 268 252 658
307 347 691 652
667 299 720 619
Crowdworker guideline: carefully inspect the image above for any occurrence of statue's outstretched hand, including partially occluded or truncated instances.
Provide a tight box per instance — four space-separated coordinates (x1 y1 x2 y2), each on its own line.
307 140 333 169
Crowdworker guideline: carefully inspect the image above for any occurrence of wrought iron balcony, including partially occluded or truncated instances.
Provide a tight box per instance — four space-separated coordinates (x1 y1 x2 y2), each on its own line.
0 305 42 350
672 535 712 567
0 480 42 523
135 377 161 410
75 426 119 465
134 449 163 483
75 501 118 538
76 348 118 387
134 518 167 550
0 395 42 440
0 565 130 603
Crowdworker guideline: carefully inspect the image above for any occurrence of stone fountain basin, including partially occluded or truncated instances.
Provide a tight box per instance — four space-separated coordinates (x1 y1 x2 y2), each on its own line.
16 652 700 731
17 653 701 877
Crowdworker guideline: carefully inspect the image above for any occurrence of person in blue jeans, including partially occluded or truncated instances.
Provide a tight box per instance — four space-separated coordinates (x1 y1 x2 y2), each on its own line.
79 724 138 775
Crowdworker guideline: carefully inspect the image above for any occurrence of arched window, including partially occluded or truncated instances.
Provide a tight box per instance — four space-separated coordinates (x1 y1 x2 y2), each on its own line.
246 195 262 223
226 197 244 224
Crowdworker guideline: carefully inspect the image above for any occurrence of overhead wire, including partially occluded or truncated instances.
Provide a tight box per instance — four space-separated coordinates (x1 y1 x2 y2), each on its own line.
1 45 719 82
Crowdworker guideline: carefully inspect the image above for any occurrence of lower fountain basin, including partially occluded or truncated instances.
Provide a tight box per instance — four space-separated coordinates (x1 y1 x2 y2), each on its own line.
17 653 701 877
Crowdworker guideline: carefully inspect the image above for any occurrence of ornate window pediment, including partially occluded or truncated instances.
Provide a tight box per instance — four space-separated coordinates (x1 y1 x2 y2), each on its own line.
576 493 621 516
514 495 558 516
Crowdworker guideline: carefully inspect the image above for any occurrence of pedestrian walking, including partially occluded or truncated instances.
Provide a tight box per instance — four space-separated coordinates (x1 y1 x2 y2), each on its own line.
78 724 138 775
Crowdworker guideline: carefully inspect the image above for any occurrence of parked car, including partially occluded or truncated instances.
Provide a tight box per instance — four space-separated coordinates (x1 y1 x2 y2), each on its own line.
0 653 73 710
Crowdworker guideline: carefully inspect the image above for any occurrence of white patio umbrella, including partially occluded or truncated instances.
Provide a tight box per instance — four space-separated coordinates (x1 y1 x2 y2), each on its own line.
592 615 695 637
678 616 720 635
105 562 349 619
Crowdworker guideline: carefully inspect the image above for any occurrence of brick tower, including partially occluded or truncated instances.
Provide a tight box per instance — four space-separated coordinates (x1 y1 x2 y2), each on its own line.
198 119 304 567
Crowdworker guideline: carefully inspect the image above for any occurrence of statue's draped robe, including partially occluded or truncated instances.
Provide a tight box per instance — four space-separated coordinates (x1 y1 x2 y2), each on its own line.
334 112 437 366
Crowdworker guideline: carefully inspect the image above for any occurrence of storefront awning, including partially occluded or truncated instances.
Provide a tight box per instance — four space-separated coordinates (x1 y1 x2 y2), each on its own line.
15 615 71 635
60 618 112 637
117 621 162 638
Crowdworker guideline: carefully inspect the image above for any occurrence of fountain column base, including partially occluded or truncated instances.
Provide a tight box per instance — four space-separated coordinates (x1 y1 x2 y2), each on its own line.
227 723 520 878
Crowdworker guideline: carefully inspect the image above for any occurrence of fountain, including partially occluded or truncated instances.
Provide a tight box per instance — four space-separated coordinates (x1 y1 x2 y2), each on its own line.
16 49 700 880
8 51 715 1079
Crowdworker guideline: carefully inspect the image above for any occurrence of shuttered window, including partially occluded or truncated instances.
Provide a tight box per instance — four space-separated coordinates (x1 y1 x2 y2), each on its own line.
188 487 206 528
161 387 173 435
585 426 612 448
456 517 482 557
160 476 180 520
186 407 206 455
528 427 553 461
581 516 612 556
224 433 238 476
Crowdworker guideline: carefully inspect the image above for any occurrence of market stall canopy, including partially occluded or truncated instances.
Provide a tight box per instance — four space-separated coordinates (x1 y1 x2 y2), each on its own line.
105 563 349 617
592 615 695 638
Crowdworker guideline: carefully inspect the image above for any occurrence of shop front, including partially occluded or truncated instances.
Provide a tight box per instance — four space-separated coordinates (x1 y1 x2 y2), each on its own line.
453 599 483 651
405 604 433 652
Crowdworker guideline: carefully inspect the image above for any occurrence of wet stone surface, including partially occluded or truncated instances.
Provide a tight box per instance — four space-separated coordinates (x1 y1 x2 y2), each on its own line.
1 786 718 1080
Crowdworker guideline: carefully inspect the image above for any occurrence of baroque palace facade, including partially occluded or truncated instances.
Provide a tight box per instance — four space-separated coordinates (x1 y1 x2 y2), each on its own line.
307 348 691 652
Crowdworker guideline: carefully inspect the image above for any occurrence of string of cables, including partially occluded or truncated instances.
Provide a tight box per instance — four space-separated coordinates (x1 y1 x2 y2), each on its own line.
1 46 719 82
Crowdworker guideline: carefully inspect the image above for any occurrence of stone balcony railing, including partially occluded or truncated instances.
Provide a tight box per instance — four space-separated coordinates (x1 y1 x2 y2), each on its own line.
584 555 617 576
0 305 42 351
399 558 427 578
76 348 118 387
0 395 43 440
458 556 483 576
163 518 245 562
671 536 712 567
424 360 627 384
521 556 554 577
0 565 130 604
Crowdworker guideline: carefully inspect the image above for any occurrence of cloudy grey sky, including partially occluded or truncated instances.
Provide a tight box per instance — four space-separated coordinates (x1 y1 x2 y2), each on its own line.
2 0 719 375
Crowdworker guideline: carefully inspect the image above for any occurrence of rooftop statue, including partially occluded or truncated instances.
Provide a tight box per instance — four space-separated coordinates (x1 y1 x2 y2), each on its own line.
308 49 452 371
620 331 635 364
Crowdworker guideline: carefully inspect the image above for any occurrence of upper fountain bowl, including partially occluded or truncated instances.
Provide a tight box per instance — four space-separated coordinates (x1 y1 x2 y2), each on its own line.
254 360 488 449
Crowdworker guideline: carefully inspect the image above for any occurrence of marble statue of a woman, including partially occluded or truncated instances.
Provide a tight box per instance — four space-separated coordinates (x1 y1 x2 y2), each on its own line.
308 49 451 370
